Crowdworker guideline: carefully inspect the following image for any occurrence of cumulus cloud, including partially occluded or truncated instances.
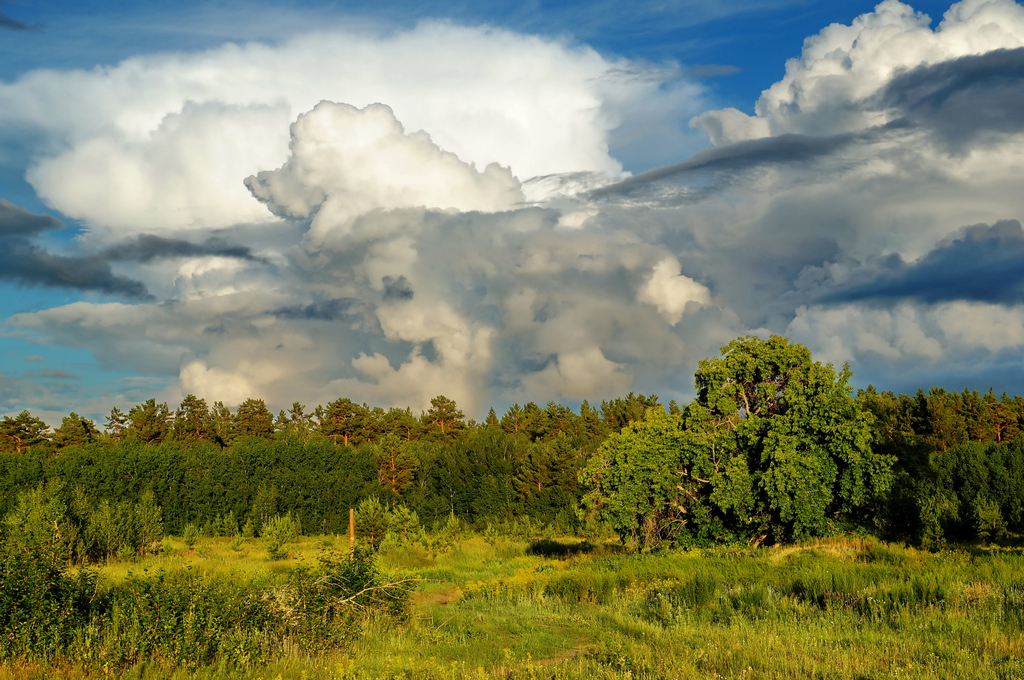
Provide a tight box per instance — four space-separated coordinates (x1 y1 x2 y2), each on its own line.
245 101 524 244
13 0 1024 417
638 258 711 324
0 22 709 239
691 0 1024 144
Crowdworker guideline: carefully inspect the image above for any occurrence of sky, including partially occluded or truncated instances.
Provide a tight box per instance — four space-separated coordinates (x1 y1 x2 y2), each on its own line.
3 0 1024 425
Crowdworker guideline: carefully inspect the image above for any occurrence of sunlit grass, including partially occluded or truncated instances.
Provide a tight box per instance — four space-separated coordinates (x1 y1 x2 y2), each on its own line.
8 535 1024 678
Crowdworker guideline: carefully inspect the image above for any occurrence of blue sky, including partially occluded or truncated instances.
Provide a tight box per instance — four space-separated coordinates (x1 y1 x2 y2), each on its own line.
3 0 1024 423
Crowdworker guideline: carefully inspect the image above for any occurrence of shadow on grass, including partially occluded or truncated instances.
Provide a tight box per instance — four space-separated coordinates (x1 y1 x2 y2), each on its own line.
527 539 600 559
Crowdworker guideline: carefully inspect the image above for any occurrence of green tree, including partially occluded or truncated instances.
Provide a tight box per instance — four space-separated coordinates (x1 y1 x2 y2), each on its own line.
323 398 367 446
276 401 315 441
104 407 128 441
693 335 892 541
355 497 389 550
51 413 100 450
422 395 465 438
209 400 233 443
380 407 422 441
601 392 661 433
230 398 275 441
0 410 50 453
373 433 419 496
582 335 894 547
262 512 301 559
501 403 528 435
172 394 216 445
126 399 171 444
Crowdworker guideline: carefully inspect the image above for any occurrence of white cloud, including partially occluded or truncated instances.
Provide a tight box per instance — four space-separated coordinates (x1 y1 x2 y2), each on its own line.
246 101 524 244
0 22 709 237
638 257 711 324
518 346 632 402
11 1 1024 418
691 0 1024 144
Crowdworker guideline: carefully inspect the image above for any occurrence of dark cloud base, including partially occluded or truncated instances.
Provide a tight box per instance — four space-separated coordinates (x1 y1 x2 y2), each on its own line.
0 199 266 301
821 220 1024 306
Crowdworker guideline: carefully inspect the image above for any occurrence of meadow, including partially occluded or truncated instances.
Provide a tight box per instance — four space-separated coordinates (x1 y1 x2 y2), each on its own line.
3 531 1022 680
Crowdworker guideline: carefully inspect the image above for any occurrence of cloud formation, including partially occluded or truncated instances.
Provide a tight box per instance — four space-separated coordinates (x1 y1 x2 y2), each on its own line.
10 0 1024 418
820 220 1024 305
0 200 265 300
0 22 708 239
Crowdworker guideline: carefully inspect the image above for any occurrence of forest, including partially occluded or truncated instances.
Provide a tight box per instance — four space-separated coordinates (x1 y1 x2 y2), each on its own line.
2 335 1023 678
2 334 1021 550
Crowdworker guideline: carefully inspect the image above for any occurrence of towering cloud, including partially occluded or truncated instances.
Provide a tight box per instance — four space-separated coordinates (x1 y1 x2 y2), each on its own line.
10 0 1024 418
1 22 706 238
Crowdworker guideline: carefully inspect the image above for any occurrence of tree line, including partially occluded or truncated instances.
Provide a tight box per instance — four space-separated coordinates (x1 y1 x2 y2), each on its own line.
2 335 1024 550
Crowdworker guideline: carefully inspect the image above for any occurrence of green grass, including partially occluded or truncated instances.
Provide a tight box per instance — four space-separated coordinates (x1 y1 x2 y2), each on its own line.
5 535 1024 679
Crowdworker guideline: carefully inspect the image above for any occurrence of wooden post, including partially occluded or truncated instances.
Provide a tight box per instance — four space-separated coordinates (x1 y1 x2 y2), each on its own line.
349 507 355 559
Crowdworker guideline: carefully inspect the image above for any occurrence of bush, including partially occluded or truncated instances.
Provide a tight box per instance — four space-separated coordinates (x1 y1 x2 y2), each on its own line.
356 497 389 550
0 541 96 661
262 513 301 559
182 523 200 549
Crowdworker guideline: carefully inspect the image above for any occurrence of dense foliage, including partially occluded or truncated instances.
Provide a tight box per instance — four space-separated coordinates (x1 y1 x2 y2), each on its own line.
3 333 1024 674
0 334 1023 552
582 336 894 547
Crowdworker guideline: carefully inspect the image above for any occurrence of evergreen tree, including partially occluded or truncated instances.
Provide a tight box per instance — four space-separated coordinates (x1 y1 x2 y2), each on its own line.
0 410 50 453
230 398 275 441
381 407 422 441
373 433 419 496
422 395 465 438
210 401 233 444
52 412 100 450
601 392 660 432
501 403 527 435
323 398 367 446
105 407 128 441
126 399 171 444
172 394 216 445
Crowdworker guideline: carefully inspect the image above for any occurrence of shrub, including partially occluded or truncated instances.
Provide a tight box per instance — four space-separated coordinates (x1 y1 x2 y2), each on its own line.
182 523 200 549
262 513 301 559
355 497 389 550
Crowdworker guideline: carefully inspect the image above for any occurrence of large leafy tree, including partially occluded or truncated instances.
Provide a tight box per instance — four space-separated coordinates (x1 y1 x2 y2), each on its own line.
582 335 894 547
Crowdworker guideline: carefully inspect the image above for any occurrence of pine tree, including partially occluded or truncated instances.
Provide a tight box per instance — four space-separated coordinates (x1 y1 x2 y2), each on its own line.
323 398 368 446
127 399 171 444
422 395 465 438
52 412 100 449
373 433 419 495
105 407 128 441
0 410 50 453
230 398 275 441
173 394 215 445
501 403 527 435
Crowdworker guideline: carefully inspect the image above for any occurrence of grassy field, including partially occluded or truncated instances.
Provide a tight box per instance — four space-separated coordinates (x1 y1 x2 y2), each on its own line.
3 534 1023 680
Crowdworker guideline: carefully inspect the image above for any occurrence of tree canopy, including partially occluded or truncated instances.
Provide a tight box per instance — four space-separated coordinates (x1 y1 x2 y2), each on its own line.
582 335 894 547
